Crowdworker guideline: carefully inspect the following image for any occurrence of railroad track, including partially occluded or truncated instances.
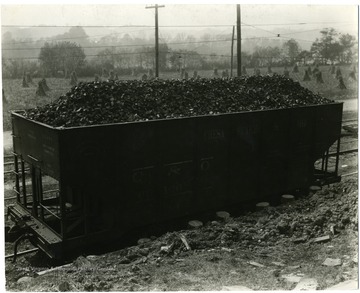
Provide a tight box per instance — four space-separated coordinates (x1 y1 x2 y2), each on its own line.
342 119 358 124
4 154 15 176
5 248 39 261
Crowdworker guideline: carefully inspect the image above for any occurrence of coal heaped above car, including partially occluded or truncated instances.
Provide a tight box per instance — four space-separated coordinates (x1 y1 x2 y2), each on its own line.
24 75 333 128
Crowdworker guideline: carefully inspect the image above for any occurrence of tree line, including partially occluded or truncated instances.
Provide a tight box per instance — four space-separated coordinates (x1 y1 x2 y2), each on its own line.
1 27 357 78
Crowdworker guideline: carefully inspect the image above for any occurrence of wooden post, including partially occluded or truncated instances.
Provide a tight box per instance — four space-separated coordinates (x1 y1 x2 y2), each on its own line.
236 4 241 77
146 4 165 78
231 26 235 77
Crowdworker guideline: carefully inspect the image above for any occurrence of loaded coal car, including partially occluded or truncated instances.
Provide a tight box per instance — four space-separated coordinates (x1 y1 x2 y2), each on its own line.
7 76 343 261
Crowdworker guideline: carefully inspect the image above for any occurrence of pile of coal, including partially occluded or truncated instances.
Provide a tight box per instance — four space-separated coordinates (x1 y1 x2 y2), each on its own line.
24 75 333 128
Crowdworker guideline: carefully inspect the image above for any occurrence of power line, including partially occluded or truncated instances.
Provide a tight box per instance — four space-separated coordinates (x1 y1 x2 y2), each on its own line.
2 24 154 28
2 21 352 28
279 23 357 36
165 51 298 60
2 22 355 62
1 34 330 62
239 21 342 42
2 38 234 51
168 51 231 58
278 36 314 43
6 33 318 53
3 34 234 48
1 28 155 45
1 34 318 49
241 21 278 36
280 28 330 36
2 50 235 61
1 24 236 28
0 47 332 62
3 21 355 46
2 49 234 61
241 21 354 26
3 44 150 51
2 51 155 60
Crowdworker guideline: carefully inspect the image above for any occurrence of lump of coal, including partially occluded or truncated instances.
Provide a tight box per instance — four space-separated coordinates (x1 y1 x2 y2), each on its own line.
24 75 333 128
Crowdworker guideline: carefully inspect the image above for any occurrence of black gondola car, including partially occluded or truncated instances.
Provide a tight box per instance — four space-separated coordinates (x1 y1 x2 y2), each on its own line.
7 102 343 260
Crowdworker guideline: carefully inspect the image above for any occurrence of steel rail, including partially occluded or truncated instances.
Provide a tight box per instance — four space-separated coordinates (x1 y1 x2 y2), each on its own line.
341 171 358 177
5 248 39 260
328 148 358 157
342 119 358 123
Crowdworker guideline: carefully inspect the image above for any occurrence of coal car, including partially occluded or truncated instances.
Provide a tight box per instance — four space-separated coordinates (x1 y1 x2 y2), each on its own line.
7 101 343 260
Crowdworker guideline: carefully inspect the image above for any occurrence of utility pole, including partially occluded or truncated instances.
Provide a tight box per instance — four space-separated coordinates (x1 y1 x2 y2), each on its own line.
146 4 165 78
230 26 235 77
236 4 241 77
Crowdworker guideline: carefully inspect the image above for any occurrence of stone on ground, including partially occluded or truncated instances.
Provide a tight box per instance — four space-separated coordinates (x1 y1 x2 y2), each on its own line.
137 238 151 245
59 281 71 292
293 278 318 290
310 186 321 192
322 258 342 267
248 261 265 268
256 202 269 210
216 211 230 221
17 276 34 284
293 237 307 244
281 194 295 204
271 261 285 267
282 274 302 283
222 285 253 291
313 235 331 243
188 220 203 229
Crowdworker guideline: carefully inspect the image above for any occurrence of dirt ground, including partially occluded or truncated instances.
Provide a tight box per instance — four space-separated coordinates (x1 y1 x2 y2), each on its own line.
3 145 358 291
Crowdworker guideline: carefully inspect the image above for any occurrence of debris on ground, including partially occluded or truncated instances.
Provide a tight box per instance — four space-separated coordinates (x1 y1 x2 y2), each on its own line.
322 258 342 267
281 274 302 283
5 175 358 291
248 261 265 268
222 285 253 291
293 278 318 290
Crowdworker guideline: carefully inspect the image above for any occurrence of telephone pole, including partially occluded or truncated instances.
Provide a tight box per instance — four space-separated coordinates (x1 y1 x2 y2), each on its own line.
236 4 241 77
230 26 235 77
146 4 165 78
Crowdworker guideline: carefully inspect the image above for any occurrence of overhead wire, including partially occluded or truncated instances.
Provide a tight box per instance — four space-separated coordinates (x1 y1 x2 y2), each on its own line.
3 49 297 61
2 19 356 62
3 20 355 46
1 21 353 28
278 23 357 36
1 28 155 45
241 21 279 36
2 38 235 52
2 50 157 60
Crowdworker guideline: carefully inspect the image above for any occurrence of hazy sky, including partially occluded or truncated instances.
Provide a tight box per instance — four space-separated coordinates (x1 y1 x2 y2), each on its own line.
0 2 358 53
1 3 358 31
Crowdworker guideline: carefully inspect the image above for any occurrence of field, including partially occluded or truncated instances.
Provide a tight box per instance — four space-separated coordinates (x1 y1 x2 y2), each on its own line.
2 64 358 132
